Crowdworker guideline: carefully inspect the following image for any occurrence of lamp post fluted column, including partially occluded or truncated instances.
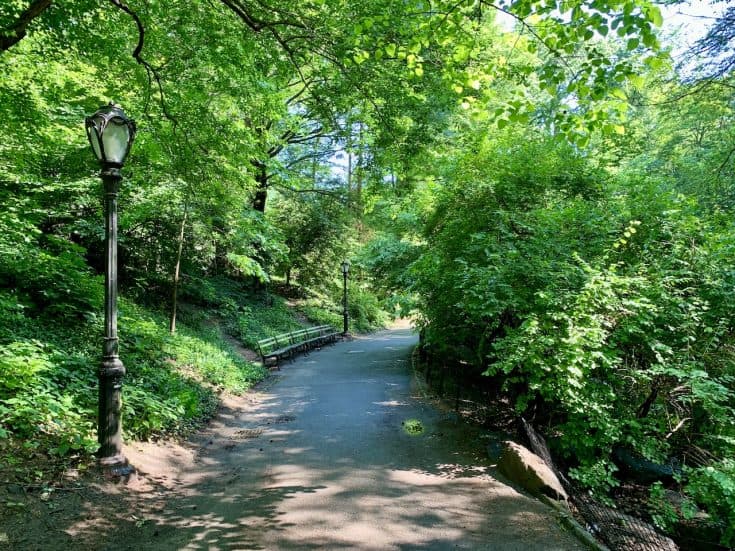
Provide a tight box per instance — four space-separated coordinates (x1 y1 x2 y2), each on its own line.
85 103 136 476
341 261 350 336
98 166 127 468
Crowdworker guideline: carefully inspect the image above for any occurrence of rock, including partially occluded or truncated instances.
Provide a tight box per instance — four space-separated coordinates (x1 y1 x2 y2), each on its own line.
497 441 568 502
612 446 679 484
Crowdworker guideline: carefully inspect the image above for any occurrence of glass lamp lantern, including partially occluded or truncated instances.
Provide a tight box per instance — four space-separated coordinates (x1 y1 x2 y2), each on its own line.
85 103 137 167
341 261 350 275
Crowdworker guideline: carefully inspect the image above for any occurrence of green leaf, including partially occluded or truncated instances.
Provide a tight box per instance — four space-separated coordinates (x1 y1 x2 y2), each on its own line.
647 6 663 27
628 74 645 89
610 88 627 100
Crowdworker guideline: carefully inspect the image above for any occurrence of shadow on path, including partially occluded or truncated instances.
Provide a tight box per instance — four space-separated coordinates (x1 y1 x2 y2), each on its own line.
24 329 585 550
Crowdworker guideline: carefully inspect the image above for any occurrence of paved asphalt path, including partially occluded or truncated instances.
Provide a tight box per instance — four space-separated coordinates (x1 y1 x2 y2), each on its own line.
120 329 585 550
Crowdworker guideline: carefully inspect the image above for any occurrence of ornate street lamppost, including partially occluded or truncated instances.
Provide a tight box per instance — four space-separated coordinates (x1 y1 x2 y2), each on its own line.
85 103 136 475
341 261 350 336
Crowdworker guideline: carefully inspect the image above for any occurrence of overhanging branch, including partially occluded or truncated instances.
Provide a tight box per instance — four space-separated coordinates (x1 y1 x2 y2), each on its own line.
1 0 53 52
107 0 177 125
272 182 343 197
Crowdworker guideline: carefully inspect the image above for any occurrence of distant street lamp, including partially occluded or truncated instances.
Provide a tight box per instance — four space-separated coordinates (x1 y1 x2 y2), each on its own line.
85 103 136 476
341 261 350 336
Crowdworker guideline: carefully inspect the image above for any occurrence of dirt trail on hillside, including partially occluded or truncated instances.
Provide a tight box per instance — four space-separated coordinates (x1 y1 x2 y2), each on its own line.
1 329 585 550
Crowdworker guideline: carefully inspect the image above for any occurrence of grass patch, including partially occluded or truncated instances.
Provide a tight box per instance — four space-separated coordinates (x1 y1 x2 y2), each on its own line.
0 289 267 474
402 418 424 435
236 296 306 349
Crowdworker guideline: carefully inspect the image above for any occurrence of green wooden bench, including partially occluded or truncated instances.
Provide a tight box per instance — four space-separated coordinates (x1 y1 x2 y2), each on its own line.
256 325 340 368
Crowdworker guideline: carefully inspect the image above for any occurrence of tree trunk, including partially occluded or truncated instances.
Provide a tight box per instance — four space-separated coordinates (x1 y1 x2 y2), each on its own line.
253 161 268 212
211 214 228 275
356 121 364 204
347 146 352 193
169 200 189 334
312 139 318 184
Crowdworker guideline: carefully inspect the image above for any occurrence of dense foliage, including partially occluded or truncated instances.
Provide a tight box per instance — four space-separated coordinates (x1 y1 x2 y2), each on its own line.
1 0 734 545
363 37 735 547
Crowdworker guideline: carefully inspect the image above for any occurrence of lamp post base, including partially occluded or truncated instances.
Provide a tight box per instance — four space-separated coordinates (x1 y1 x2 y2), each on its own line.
99 454 136 481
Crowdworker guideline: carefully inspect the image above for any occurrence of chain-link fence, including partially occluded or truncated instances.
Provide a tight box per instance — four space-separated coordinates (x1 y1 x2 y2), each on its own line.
520 418 679 551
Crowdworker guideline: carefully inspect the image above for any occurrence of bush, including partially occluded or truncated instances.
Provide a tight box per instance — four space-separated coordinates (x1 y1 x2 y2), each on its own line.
236 295 305 348
404 136 735 543
297 284 389 334
298 298 343 329
685 461 735 546
0 340 98 454
0 284 268 456
347 286 390 332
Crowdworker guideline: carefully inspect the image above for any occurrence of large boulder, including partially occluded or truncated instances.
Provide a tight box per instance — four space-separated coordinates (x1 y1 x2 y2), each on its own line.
497 441 568 502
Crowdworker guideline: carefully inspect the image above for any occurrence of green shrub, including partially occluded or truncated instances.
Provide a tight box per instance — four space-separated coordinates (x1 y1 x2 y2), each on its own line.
0 287 268 453
236 296 304 348
297 286 389 333
298 299 343 329
649 481 680 533
0 340 98 454
347 286 390 332
404 135 735 542
0 206 102 319
685 461 735 546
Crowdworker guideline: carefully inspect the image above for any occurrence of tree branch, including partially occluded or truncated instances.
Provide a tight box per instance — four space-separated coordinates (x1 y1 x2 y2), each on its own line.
107 0 177 125
286 128 325 145
285 150 329 169
219 0 307 32
480 1 574 72
272 182 343 197
717 143 735 176
1 0 53 52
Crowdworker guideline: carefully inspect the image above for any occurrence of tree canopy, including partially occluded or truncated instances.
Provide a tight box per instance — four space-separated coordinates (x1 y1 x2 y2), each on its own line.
2 0 735 547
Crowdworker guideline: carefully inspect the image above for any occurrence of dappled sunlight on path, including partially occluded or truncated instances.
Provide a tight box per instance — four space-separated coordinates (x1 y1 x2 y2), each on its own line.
62 329 584 550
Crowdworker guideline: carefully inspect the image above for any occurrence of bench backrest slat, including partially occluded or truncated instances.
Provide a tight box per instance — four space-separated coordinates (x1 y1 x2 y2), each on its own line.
289 329 308 344
257 337 279 355
256 325 338 361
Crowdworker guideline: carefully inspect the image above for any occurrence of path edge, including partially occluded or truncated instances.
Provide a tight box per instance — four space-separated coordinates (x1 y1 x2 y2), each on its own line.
539 495 610 551
409 348 608 551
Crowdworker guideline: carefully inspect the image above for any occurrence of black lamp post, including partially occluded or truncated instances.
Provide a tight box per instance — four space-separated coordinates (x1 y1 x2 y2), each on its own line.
341 261 350 336
85 103 136 475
